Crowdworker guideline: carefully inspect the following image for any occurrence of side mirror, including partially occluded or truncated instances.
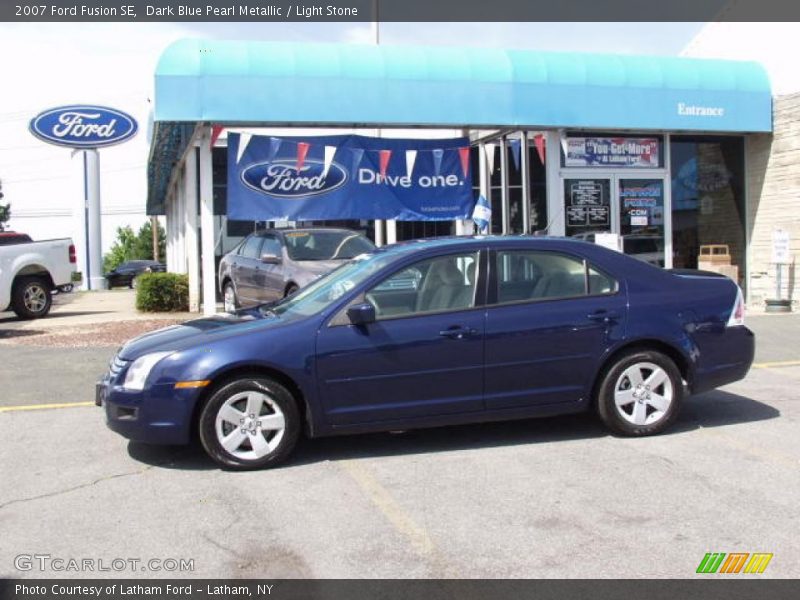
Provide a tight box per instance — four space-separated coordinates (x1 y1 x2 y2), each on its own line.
347 302 376 325
261 253 282 265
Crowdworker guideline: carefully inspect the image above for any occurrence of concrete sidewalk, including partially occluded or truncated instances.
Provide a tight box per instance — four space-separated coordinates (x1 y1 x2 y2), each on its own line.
0 289 194 330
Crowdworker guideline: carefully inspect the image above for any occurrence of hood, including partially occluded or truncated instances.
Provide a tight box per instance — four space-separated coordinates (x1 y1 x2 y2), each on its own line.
118 312 272 361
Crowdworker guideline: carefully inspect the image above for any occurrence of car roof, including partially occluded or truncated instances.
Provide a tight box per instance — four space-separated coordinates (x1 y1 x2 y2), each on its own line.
372 235 594 254
256 227 359 237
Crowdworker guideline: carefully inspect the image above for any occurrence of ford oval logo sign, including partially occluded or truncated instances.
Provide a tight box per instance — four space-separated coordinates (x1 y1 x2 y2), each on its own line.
241 159 348 198
29 105 138 148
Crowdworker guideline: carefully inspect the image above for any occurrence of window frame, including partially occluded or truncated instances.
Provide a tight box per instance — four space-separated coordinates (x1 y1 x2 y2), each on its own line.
488 248 619 307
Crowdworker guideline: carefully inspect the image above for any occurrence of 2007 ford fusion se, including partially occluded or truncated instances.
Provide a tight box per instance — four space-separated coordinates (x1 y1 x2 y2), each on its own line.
97 237 754 470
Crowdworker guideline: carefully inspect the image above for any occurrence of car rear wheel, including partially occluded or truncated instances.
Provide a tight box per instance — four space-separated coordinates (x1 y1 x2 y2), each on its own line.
284 283 299 298
11 276 52 319
223 282 239 313
198 377 301 470
596 350 683 436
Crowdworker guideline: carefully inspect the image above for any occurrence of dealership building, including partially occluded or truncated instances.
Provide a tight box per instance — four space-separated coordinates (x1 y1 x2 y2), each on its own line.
147 39 781 314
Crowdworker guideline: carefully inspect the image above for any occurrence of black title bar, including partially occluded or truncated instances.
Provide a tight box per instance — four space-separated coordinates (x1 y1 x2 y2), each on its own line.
2 579 800 600
4 0 800 22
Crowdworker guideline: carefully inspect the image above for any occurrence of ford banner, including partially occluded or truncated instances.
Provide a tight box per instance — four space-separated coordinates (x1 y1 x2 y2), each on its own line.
227 134 474 221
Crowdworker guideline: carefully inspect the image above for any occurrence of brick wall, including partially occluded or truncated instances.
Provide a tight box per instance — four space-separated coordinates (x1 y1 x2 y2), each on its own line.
746 93 800 308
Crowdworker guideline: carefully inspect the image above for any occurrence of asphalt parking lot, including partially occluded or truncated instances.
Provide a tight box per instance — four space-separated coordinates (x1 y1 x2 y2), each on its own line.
0 311 798 578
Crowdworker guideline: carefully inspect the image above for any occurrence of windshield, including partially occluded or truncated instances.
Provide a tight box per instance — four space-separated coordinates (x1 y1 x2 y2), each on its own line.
265 251 396 318
283 230 375 261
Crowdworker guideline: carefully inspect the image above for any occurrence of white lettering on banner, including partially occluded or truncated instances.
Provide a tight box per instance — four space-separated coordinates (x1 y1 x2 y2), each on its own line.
51 112 118 139
677 103 725 117
358 168 462 189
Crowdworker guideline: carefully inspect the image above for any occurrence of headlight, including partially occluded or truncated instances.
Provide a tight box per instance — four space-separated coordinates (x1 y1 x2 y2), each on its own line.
122 352 172 390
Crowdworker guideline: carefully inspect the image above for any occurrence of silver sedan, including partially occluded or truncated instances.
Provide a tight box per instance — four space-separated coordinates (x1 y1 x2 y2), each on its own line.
218 228 375 312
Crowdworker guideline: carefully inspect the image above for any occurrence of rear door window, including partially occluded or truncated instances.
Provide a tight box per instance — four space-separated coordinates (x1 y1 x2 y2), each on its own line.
261 236 282 257
495 250 616 304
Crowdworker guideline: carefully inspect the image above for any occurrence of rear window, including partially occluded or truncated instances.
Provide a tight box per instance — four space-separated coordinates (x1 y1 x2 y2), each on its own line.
0 234 32 245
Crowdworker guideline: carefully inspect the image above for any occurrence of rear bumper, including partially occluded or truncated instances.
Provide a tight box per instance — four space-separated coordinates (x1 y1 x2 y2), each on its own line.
691 326 755 394
99 380 201 445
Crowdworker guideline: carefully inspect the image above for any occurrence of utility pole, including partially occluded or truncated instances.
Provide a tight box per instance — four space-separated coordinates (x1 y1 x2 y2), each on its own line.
151 216 160 262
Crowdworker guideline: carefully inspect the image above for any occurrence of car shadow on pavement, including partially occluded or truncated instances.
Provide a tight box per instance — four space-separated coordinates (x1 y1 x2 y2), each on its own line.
0 328 47 339
126 388 779 471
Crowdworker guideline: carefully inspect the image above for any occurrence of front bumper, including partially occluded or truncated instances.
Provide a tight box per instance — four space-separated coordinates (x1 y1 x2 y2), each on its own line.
97 376 202 445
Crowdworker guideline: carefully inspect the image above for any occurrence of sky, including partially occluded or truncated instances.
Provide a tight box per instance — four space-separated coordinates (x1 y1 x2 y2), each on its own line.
0 20 788 250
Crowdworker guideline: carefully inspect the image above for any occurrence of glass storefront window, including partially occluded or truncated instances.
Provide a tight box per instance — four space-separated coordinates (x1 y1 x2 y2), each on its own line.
528 140 548 234
670 136 745 284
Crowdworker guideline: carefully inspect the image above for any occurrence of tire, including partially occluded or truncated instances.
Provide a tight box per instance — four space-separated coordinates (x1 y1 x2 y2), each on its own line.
223 282 239 313
596 350 683 437
130 276 138 289
198 377 301 470
11 276 52 319
284 283 299 298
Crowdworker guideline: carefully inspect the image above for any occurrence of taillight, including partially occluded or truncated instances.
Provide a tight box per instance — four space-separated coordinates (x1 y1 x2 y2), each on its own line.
727 286 745 327
68 244 76 263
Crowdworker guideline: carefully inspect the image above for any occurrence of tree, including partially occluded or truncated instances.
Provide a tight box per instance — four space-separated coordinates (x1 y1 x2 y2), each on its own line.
132 219 166 263
103 225 137 272
0 179 9 232
103 220 166 272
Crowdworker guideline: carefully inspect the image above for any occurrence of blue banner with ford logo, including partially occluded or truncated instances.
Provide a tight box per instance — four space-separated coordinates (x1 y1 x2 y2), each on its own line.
227 134 474 221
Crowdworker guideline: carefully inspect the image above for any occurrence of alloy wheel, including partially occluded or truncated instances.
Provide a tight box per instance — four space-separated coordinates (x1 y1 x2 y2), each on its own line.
613 361 673 426
223 285 236 313
23 284 47 313
214 391 286 460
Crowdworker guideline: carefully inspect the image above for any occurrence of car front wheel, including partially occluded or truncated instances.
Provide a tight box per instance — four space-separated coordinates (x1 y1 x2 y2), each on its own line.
596 350 683 436
198 377 301 470
223 282 238 313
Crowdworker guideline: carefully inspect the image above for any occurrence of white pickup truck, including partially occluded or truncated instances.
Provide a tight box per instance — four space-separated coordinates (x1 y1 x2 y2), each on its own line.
0 237 77 319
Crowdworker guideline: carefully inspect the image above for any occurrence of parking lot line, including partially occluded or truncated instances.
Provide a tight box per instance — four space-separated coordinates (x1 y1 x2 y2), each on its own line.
0 401 95 413
753 359 800 369
339 459 435 556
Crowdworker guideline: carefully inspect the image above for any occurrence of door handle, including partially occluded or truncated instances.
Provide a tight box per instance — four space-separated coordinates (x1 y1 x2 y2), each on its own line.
439 326 477 340
587 310 621 323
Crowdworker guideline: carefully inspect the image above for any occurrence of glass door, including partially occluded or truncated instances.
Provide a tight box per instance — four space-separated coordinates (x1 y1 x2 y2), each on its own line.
562 175 667 267
563 177 613 240
618 178 666 267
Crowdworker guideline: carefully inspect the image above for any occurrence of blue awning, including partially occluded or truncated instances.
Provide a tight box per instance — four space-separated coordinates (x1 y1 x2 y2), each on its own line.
154 39 772 133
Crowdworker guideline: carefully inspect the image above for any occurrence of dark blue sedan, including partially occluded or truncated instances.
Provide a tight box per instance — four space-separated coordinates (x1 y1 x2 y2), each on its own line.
97 237 754 470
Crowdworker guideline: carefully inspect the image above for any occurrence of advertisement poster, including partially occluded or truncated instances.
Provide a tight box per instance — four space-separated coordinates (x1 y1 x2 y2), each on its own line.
565 137 660 168
566 179 610 227
619 179 664 228
228 133 474 221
